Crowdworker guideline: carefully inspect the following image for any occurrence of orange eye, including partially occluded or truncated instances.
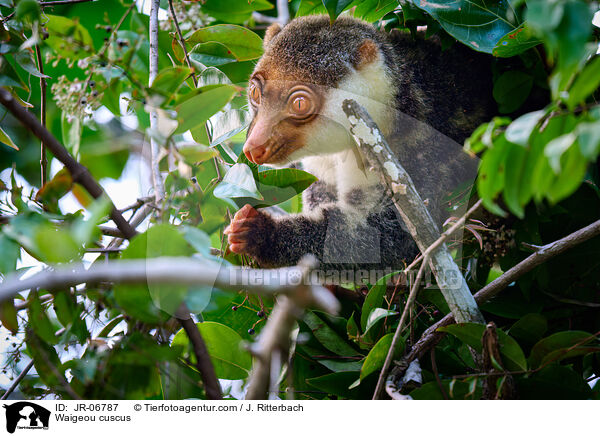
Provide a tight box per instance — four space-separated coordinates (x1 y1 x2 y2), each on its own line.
293 97 307 113
289 92 313 118
249 84 261 105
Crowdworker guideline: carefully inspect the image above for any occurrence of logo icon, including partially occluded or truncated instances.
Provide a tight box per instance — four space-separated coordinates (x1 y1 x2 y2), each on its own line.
3 402 50 433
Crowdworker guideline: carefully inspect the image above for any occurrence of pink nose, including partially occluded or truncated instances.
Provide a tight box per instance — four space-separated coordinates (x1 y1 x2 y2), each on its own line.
243 143 268 164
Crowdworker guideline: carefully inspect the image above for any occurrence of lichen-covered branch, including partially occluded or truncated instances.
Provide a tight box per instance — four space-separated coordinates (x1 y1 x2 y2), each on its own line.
342 99 484 325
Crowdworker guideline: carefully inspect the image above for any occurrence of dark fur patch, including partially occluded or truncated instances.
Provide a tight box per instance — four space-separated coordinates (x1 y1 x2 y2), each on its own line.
345 188 365 207
303 180 337 210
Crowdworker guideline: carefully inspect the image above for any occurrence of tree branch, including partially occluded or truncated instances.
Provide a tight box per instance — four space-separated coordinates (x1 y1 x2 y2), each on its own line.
342 99 484 325
148 0 165 207
0 88 137 239
176 308 222 400
0 257 339 313
405 217 600 364
252 0 290 25
1 360 34 400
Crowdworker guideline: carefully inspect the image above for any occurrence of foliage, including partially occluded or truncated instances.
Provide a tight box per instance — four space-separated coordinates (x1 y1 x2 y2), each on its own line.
0 0 599 400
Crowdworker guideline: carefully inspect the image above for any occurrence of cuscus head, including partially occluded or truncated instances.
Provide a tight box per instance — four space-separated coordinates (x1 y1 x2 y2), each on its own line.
243 15 398 167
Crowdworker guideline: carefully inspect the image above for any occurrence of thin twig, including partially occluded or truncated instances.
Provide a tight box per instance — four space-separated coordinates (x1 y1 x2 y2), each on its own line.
167 0 197 87
373 257 428 399
1 360 35 400
0 88 137 239
34 45 48 186
177 308 222 400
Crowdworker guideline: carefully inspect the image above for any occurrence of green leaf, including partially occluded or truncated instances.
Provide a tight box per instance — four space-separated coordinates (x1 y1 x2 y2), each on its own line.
189 42 237 68
175 85 237 134
411 379 480 400
13 51 49 79
176 25 263 62
306 371 366 399
61 112 82 157
248 168 317 208
545 132 576 173
0 299 18 334
178 143 218 165
477 136 509 210
173 321 252 380
15 0 40 22
508 313 548 346
439 323 527 371
502 142 528 218
360 333 404 380
353 0 397 23
363 308 397 336
493 70 533 114
546 139 587 202
492 23 542 57
360 273 394 331
518 364 592 400
28 294 59 345
44 14 95 59
576 121 600 160
304 311 360 357
0 56 28 91
180 225 212 258
318 358 364 373
0 233 20 275
201 0 273 23
525 0 564 31
322 0 354 21
151 66 192 96
72 196 112 246
35 225 81 264
529 331 597 369
214 163 263 201
567 56 600 110
411 0 518 53
297 0 327 16
504 110 545 146
26 331 65 392
113 225 193 323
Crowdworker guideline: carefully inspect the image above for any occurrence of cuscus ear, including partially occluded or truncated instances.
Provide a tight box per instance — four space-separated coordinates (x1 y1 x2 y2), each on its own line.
353 39 380 70
264 23 283 47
